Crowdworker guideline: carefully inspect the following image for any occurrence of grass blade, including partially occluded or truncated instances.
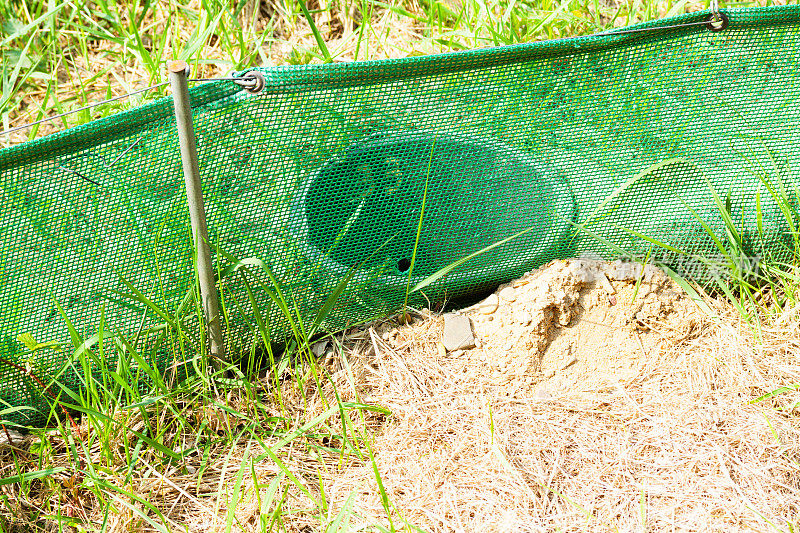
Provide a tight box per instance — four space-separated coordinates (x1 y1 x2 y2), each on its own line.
403 135 436 310
577 158 693 233
299 2 332 63
0 2 66 47
0 467 66 486
411 224 538 293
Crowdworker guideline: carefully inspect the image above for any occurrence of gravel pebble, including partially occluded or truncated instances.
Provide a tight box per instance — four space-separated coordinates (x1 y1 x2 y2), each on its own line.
477 294 499 314
499 286 516 302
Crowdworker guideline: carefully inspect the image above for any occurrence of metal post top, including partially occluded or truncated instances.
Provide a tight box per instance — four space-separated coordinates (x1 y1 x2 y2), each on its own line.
167 60 190 75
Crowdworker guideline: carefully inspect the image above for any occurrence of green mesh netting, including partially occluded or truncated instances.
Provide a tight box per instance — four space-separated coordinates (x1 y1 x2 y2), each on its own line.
2 6 798 426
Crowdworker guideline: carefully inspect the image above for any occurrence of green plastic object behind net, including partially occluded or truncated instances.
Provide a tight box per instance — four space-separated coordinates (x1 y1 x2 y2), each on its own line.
1 7 798 426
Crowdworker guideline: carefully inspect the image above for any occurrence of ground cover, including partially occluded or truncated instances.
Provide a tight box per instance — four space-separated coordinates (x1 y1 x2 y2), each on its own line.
2 1 799 532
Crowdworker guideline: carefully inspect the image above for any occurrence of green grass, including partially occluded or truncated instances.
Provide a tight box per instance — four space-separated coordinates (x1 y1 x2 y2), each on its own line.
1 267 396 530
2 0 799 531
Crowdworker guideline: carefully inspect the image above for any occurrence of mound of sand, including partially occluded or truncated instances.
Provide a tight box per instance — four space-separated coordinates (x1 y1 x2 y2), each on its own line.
455 258 702 396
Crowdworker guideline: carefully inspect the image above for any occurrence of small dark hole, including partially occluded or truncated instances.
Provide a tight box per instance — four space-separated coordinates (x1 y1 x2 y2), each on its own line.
397 258 411 272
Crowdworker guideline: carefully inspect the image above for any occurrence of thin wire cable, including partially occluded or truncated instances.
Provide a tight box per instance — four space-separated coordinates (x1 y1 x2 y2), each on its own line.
1 76 256 137
189 76 256 83
1 81 169 137
594 18 716 37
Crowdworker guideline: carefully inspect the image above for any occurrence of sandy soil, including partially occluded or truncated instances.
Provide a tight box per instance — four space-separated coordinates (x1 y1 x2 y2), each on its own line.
299 259 800 532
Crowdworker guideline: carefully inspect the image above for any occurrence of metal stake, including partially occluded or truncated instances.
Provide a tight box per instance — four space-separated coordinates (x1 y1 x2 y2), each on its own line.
167 60 225 366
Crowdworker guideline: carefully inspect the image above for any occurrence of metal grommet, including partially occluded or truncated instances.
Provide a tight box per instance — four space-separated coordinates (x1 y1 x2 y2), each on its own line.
704 12 729 32
235 71 265 94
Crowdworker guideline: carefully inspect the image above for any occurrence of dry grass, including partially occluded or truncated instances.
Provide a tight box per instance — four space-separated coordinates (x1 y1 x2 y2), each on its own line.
305 294 800 531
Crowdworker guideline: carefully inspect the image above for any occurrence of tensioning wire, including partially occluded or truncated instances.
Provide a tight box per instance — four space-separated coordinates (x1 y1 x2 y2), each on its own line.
0 75 257 137
595 18 723 36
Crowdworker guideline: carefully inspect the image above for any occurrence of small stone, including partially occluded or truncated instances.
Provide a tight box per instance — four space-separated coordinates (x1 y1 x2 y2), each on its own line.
659 290 679 304
311 340 329 357
499 286 516 302
476 294 499 314
0 429 24 446
570 260 598 283
441 314 475 351
643 264 664 282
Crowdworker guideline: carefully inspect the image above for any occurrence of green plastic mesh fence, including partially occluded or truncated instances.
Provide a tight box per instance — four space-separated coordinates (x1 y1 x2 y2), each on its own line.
2 6 798 426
